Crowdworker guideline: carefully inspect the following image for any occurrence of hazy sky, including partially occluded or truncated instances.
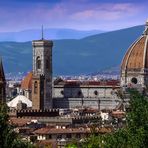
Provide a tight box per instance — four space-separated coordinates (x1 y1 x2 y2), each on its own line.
0 0 148 32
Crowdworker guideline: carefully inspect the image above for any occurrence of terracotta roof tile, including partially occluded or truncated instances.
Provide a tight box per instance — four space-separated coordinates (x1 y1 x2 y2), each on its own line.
9 117 31 126
33 127 89 135
21 72 32 90
33 127 112 135
121 35 148 70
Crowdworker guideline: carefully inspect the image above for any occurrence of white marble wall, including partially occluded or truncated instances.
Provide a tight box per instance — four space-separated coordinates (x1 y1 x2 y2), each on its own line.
53 86 116 98
53 85 120 109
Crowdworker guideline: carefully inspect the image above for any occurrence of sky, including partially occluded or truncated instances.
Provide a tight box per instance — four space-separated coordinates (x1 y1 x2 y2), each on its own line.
0 0 148 32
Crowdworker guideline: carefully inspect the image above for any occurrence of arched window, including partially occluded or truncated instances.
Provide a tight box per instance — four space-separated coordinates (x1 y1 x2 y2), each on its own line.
34 81 38 94
46 59 49 69
78 91 82 97
36 56 41 70
61 90 64 95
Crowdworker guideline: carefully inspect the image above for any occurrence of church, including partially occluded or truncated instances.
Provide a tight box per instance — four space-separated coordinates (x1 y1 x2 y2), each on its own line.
22 38 120 110
121 20 148 89
20 20 148 110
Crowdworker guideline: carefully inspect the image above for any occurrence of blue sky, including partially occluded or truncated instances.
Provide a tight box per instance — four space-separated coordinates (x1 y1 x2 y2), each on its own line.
0 0 148 32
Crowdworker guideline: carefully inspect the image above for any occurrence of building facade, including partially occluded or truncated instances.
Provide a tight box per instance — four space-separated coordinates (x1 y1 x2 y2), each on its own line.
53 80 120 109
32 39 53 110
21 75 121 110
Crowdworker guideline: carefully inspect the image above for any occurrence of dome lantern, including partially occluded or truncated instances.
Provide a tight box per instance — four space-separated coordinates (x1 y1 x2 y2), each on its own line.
144 19 148 35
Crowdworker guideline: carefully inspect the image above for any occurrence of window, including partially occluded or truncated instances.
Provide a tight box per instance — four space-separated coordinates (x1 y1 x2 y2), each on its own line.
57 134 62 139
61 90 64 95
36 56 41 70
34 81 38 94
76 134 81 138
94 90 98 96
48 135 52 139
46 59 49 69
78 91 82 97
66 134 71 139
131 77 137 84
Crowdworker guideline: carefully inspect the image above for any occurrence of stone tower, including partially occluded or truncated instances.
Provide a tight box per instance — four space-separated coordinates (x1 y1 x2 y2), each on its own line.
32 37 53 110
121 20 148 89
0 58 6 103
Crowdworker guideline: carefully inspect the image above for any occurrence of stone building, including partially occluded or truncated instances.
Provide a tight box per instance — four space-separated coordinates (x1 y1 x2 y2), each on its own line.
21 75 120 110
53 80 120 109
33 126 112 147
32 39 53 110
121 20 148 89
0 58 6 103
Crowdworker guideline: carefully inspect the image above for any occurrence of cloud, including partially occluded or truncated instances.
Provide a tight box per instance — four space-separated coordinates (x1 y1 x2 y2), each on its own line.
70 3 142 21
0 0 147 32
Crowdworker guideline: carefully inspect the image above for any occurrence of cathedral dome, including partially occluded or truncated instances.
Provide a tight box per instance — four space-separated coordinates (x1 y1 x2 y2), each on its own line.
21 72 32 90
121 20 148 88
121 20 148 70
7 95 32 108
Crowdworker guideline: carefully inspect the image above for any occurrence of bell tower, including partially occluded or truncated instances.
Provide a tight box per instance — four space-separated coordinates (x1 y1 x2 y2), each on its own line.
0 58 6 103
32 35 53 109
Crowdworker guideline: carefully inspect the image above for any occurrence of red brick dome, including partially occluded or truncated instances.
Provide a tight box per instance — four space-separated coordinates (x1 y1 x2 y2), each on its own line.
121 20 148 70
21 72 32 90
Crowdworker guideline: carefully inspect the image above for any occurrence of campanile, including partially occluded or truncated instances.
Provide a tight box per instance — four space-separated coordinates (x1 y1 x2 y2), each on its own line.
32 38 53 110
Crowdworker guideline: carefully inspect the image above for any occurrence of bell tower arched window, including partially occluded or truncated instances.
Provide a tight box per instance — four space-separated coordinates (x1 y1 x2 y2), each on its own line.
34 81 38 94
36 56 41 70
46 59 49 69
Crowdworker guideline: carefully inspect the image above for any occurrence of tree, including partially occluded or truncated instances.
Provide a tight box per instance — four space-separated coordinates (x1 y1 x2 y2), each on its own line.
0 103 16 148
126 89 148 148
0 103 34 148
71 89 148 148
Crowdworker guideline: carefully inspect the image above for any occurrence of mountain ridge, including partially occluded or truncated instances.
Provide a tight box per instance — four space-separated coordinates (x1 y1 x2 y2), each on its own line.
0 28 104 42
0 25 145 76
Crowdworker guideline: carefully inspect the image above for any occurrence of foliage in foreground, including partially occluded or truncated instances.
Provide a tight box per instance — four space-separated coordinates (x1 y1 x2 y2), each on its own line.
0 103 34 148
66 90 148 148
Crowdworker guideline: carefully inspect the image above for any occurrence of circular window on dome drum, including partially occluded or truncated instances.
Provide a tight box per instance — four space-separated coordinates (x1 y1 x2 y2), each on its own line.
61 90 64 95
94 90 98 96
131 77 138 84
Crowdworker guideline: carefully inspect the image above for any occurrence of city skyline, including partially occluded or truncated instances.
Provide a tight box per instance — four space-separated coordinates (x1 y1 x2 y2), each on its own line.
0 0 148 32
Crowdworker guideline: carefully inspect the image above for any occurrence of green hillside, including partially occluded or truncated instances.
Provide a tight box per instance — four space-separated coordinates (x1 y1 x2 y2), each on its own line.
0 25 144 75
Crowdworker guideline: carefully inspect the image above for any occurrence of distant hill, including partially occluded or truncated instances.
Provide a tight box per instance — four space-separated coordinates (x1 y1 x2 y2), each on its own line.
0 28 104 42
0 25 144 76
